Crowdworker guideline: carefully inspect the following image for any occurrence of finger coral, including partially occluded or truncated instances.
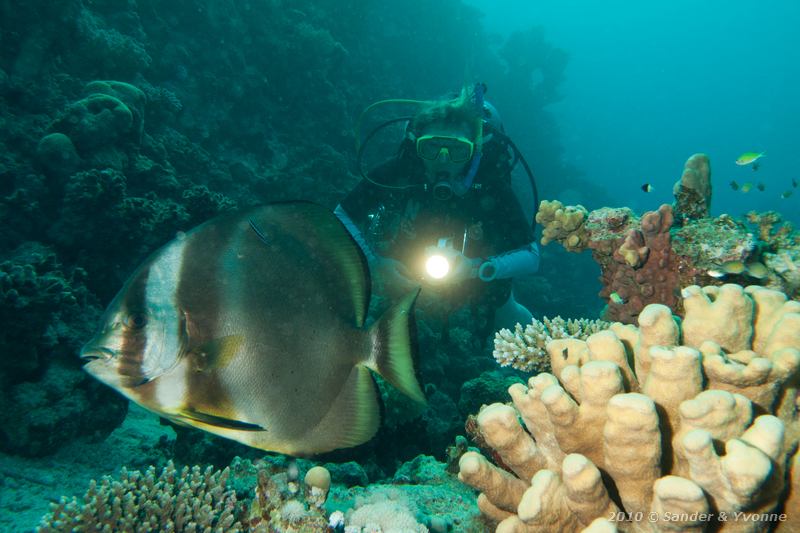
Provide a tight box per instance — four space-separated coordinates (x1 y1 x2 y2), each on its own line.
460 283 799 533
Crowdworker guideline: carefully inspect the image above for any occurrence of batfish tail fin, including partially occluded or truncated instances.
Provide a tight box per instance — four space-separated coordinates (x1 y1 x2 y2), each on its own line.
365 288 426 405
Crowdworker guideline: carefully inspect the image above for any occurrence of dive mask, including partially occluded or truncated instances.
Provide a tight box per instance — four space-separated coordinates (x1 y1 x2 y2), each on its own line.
416 135 475 163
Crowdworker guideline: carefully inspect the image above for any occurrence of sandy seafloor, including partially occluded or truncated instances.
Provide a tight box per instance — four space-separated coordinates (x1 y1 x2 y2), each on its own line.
0 405 175 532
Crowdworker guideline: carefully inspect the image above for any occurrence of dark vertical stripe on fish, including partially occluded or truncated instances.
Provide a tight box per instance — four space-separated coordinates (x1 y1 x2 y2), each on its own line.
177 215 241 416
118 265 150 388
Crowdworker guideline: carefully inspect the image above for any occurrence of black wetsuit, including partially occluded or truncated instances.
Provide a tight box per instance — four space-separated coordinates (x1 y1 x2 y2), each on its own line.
340 140 534 310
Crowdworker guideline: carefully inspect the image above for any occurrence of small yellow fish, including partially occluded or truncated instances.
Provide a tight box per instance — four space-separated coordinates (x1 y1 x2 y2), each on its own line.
721 260 746 274
781 190 794 199
609 292 625 304
756 182 765 192
740 182 753 193
744 261 768 280
736 152 765 166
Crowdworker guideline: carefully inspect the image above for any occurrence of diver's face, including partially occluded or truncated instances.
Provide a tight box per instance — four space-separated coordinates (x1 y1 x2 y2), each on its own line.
417 123 473 184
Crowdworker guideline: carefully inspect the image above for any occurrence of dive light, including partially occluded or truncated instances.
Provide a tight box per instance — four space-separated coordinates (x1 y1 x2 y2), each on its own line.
424 238 455 280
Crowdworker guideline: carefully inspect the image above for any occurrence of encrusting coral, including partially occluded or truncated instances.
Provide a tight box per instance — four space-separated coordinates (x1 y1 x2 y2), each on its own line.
459 283 799 532
493 316 611 373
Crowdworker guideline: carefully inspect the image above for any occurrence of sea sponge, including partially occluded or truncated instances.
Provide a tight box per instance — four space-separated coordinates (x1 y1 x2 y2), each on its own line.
673 153 712 222
459 283 799 532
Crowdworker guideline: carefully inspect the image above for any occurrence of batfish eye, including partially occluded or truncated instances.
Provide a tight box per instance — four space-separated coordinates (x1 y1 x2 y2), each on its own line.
124 312 148 329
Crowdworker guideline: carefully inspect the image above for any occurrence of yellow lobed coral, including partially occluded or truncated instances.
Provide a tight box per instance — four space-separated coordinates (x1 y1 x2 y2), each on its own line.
461 284 799 533
536 200 589 252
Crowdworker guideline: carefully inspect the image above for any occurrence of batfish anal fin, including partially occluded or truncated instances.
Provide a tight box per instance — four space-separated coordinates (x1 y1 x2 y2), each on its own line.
178 408 265 431
193 335 244 372
365 288 426 405
303 365 380 453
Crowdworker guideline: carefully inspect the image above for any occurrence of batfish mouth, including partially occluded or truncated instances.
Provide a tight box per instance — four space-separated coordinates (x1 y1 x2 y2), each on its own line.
79 346 116 363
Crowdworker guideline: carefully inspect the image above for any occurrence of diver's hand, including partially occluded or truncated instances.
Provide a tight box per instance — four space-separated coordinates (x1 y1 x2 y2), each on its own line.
373 256 415 289
449 254 483 284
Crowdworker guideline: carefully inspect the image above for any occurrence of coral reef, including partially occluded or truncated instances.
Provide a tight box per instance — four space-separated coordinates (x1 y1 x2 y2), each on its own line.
458 283 799 532
493 316 611 372
744 211 800 297
36 453 486 532
535 154 798 323
0 242 127 456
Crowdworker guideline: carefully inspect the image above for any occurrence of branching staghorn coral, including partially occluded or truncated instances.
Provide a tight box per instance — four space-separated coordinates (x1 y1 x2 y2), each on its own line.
37 461 242 532
461 284 800 533
493 317 611 372
37 459 334 533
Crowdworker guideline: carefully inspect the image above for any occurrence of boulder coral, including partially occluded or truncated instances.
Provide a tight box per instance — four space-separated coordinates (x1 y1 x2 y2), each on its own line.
459 283 799 532
46 81 145 166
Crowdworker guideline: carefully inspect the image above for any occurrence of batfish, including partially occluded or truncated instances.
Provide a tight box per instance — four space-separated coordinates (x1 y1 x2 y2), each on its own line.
80 202 425 456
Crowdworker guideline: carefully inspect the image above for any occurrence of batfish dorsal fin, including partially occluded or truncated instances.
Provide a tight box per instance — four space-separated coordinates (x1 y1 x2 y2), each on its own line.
257 202 370 328
365 288 426 404
301 365 380 453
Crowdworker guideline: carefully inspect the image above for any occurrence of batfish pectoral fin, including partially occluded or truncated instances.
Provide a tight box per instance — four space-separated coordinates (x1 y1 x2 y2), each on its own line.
193 334 244 372
177 407 265 431
365 287 426 405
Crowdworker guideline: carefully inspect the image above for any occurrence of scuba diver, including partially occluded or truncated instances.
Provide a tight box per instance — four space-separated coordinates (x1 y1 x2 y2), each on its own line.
335 83 540 334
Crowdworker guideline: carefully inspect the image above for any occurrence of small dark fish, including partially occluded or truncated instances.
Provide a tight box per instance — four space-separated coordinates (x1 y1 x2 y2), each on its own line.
752 161 760 171
729 180 740 191
641 183 654 193
757 183 765 192
793 178 798 188
781 190 794 199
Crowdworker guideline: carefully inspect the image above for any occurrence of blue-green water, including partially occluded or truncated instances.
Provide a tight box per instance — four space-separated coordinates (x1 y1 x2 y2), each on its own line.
469 0 800 220
1 1 797 531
